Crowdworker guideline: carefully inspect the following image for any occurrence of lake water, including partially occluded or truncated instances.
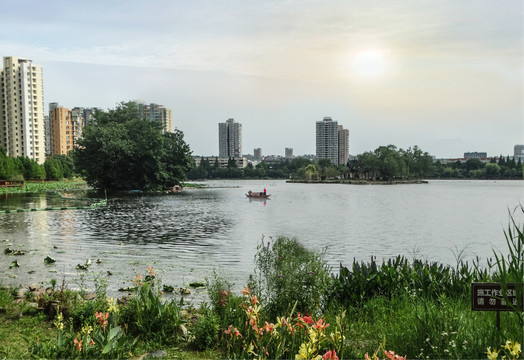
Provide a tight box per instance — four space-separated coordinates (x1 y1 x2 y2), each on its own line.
0 179 522 304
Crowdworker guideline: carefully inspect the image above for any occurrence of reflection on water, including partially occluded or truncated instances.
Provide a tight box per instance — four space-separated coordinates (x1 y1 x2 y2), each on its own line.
0 180 522 304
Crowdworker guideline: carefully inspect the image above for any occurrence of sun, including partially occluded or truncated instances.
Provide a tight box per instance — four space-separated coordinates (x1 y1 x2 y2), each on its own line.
351 50 386 77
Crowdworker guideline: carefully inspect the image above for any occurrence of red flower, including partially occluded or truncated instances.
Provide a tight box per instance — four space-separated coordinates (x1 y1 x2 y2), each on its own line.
302 315 314 325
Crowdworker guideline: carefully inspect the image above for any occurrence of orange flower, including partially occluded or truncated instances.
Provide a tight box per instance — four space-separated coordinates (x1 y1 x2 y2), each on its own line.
147 266 156 276
219 289 230 306
240 286 251 296
323 349 339 360
224 324 233 337
312 318 330 331
365 353 379 360
262 321 274 334
224 325 242 339
74 338 83 352
251 295 259 305
384 350 406 360
95 311 109 331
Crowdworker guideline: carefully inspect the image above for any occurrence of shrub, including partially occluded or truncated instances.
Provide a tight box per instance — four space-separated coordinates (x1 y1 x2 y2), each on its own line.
329 255 491 309
189 303 220 351
119 267 183 344
249 236 332 319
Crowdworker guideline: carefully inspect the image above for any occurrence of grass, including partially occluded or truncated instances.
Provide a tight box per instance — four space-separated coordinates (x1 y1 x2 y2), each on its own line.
0 179 88 194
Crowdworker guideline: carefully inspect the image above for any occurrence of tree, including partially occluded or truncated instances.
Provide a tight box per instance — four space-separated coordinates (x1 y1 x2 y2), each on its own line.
465 158 483 172
0 147 19 180
304 164 318 181
187 166 208 180
485 163 501 178
74 102 193 191
44 157 64 180
44 154 75 180
17 156 45 180
356 151 380 179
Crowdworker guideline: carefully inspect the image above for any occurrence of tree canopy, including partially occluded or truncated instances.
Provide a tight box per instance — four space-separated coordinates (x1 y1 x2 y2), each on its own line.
74 102 193 191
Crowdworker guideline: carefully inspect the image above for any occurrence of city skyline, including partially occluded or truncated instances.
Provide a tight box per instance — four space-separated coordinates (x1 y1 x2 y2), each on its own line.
1 1 522 158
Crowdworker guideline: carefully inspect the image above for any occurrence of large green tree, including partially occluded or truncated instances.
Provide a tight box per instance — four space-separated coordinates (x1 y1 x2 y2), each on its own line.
74 102 193 191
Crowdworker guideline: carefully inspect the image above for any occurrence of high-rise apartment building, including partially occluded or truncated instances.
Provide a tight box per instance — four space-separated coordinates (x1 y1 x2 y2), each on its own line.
133 101 173 133
285 148 293 159
48 104 85 155
514 145 524 162
316 117 339 165
254 148 262 160
338 125 349 166
219 118 242 158
0 56 45 163
50 106 73 155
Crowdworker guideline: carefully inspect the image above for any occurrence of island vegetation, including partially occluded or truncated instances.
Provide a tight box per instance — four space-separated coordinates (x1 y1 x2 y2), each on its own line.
188 145 523 182
0 207 522 359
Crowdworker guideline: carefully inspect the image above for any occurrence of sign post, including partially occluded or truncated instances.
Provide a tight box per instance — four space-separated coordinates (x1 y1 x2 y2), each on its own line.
471 282 523 330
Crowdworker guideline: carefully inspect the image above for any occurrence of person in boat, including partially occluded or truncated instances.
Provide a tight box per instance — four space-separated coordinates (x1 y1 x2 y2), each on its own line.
263 188 266 196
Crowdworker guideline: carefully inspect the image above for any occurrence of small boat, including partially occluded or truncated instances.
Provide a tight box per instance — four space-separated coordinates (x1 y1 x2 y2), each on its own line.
246 190 270 198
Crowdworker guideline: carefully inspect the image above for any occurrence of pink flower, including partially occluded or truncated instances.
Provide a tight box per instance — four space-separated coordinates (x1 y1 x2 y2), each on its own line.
323 349 339 360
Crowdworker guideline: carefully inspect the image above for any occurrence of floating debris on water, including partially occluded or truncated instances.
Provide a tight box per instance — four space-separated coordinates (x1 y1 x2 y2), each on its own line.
179 287 191 295
76 259 92 270
4 247 26 255
162 285 174 293
44 256 56 264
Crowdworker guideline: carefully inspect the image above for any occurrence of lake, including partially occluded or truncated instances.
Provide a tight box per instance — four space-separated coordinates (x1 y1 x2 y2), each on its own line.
0 179 522 304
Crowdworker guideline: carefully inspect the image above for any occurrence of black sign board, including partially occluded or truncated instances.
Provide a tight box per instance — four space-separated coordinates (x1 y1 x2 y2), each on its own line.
471 282 523 311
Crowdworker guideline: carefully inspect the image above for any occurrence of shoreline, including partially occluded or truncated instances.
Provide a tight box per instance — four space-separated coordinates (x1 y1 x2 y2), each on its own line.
286 179 429 185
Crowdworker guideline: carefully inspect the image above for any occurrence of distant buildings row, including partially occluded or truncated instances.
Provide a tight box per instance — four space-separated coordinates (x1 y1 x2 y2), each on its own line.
438 147 524 164
217 116 350 168
2 56 522 168
0 56 173 163
46 101 172 157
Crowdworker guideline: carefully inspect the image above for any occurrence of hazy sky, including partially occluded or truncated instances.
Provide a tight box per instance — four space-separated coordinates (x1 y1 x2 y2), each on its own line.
1 0 522 158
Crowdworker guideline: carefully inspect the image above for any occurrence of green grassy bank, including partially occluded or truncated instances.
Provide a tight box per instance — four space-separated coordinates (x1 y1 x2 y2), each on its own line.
0 180 89 194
